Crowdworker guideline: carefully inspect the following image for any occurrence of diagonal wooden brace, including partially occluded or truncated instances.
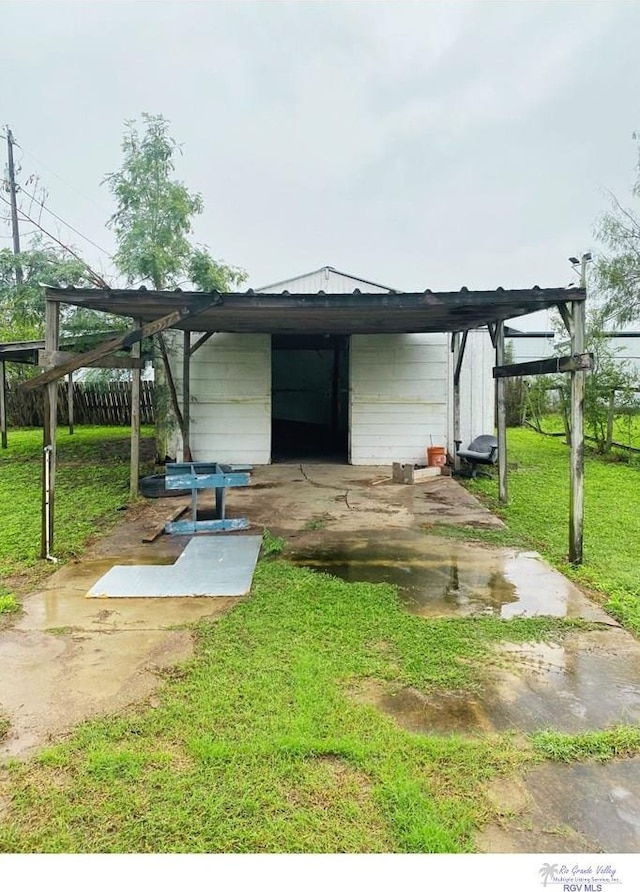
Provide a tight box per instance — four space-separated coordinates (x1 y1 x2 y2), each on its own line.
20 296 221 392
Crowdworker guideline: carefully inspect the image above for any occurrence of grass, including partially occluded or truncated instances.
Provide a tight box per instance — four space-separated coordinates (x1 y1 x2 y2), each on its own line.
0 594 20 615
532 726 640 762
450 427 640 634
0 425 154 596
1 560 612 854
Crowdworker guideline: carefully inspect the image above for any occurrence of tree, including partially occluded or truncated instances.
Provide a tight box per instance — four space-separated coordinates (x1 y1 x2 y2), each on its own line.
103 113 247 458
596 133 640 324
104 113 246 291
550 306 639 453
0 240 95 343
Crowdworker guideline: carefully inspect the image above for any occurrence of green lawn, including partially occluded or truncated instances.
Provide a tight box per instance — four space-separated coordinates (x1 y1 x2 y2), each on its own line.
461 428 640 633
1 425 640 853
0 426 154 599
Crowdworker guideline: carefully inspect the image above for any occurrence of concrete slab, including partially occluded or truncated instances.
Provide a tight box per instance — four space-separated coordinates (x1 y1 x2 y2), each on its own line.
226 464 504 533
87 536 262 598
477 758 640 853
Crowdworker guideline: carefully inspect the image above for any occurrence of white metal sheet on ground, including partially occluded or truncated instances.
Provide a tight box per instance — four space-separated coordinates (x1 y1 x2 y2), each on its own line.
87 536 262 598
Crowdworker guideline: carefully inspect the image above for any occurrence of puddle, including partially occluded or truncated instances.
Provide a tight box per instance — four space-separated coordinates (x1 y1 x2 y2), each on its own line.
350 629 640 737
290 534 611 621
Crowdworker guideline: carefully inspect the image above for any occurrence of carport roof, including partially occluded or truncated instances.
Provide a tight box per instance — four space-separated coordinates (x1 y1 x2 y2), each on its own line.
45 285 585 335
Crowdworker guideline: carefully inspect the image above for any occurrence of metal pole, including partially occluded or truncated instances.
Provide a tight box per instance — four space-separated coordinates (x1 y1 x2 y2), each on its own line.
41 298 59 559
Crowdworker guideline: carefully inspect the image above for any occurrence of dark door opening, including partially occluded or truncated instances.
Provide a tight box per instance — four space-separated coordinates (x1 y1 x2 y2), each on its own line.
271 334 349 462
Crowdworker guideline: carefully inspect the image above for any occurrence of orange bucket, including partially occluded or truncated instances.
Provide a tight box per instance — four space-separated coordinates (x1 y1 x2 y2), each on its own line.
426 446 447 467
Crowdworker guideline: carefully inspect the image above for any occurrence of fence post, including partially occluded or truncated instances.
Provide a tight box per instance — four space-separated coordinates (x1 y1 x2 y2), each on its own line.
0 360 7 449
606 389 615 453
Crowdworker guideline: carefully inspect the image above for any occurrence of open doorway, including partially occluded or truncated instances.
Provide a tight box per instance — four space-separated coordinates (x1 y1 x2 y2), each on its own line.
271 335 349 462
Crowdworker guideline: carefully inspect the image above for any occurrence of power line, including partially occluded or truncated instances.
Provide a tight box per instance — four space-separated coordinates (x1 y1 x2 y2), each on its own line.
0 192 109 288
17 183 112 257
14 141 112 218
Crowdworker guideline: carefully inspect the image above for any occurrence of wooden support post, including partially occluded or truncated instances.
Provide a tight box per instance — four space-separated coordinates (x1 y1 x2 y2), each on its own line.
569 298 586 564
182 330 192 462
130 320 142 499
606 389 615 453
495 320 508 504
0 360 7 449
42 297 59 558
451 332 468 471
67 371 74 435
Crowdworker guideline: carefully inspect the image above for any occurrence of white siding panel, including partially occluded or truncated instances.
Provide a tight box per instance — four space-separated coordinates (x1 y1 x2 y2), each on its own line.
456 330 495 448
350 334 449 465
173 333 271 464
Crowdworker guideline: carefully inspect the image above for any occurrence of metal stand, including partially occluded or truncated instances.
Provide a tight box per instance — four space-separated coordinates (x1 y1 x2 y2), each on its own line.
164 462 252 534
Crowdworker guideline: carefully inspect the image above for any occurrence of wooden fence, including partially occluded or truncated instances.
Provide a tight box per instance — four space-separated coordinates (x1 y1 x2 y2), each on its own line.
5 380 155 427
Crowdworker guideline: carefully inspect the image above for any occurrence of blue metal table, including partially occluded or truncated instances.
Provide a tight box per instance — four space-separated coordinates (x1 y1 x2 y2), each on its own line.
164 461 251 534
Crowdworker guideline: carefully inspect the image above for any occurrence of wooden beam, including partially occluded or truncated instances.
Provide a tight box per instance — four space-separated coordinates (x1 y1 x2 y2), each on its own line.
569 298 586 564
41 298 59 559
158 334 184 432
495 320 508 504
557 302 574 336
21 298 216 392
493 353 593 379
130 319 142 499
39 350 145 370
189 331 214 356
182 330 191 461
487 322 497 347
0 360 7 449
453 330 468 386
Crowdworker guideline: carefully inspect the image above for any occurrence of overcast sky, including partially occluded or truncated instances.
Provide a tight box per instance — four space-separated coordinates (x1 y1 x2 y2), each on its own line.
2 0 640 322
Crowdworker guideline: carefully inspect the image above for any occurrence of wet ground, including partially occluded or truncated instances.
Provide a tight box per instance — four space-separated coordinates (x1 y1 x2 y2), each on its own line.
1 465 639 852
349 627 640 737
0 501 238 758
287 531 611 621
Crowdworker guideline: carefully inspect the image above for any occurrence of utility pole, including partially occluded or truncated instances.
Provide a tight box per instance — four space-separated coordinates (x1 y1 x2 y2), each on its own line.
5 127 23 285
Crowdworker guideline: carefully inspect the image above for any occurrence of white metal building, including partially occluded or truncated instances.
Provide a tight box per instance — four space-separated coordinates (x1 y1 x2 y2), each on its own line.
169 266 495 465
